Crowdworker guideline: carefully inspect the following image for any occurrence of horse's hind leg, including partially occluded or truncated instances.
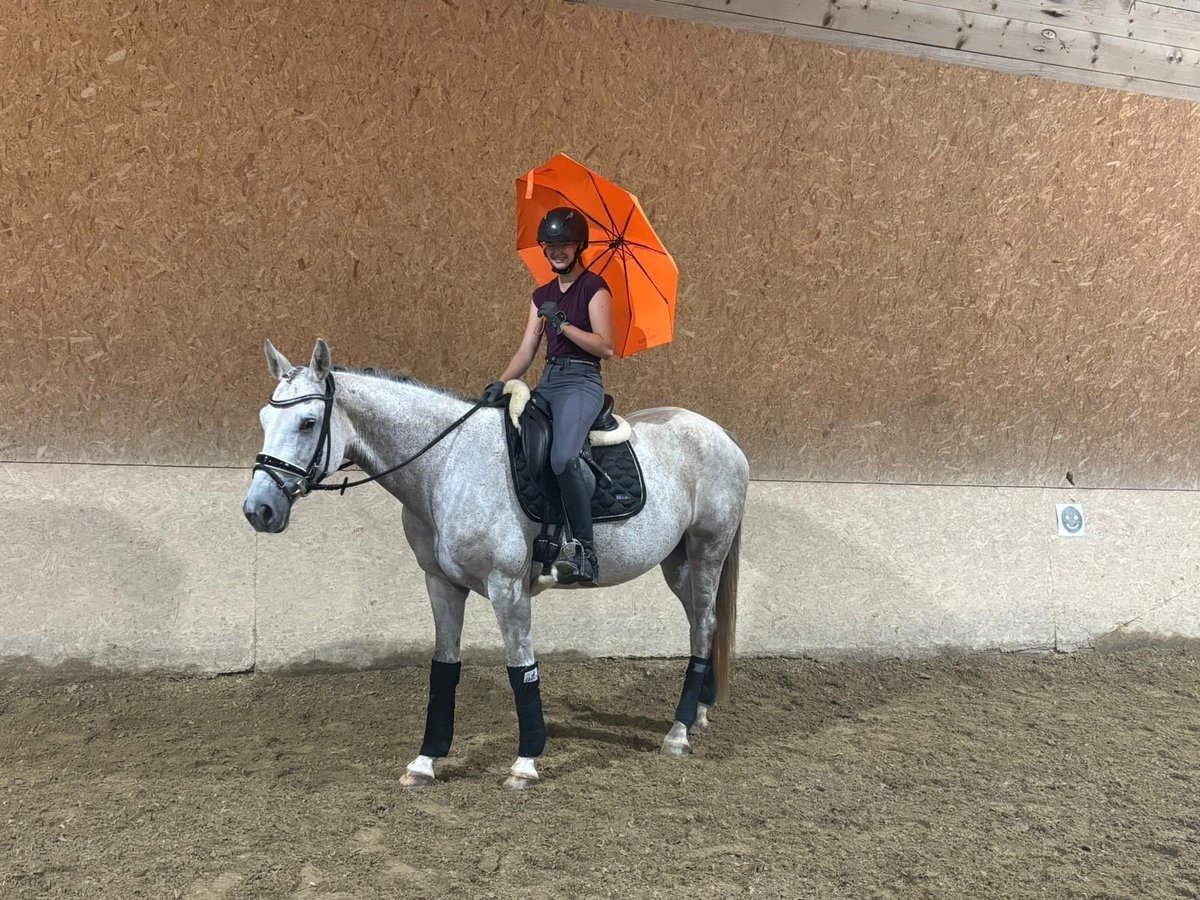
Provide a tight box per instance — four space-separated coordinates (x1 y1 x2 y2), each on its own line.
400 573 468 789
658 537 721 756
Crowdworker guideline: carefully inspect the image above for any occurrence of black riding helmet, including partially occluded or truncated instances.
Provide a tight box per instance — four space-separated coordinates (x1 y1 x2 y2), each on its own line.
537 207 589 251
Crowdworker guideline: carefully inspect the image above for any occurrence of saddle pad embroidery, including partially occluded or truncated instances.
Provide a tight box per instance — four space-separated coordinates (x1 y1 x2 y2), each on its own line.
503 412 646 524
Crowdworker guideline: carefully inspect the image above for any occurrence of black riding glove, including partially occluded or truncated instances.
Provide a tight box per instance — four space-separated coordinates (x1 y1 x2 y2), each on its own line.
481 380 506 405
538 301 568 335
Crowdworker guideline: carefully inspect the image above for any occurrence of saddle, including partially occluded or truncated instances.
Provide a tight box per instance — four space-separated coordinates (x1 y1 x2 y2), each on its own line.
501 381 646 572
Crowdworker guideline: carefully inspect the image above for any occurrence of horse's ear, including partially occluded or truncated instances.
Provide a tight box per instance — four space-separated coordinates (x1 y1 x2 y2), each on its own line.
264 339 291 380
310 338 332 381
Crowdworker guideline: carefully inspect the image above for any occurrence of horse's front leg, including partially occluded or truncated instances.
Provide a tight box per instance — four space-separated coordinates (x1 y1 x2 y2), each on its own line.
400 572 468 789
487 571 542 790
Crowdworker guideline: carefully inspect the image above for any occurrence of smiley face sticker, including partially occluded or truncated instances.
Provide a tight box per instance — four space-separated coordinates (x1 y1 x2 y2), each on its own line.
1056 503 1085 537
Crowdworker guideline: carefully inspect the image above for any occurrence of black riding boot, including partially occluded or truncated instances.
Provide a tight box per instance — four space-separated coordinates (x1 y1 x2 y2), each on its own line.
556 456 598 584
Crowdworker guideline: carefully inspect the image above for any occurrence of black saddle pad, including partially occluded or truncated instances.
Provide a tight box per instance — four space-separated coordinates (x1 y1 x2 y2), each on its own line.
503 402 646 524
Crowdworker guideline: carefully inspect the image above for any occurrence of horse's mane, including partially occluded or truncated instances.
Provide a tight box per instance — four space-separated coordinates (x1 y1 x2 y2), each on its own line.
332 365 475 404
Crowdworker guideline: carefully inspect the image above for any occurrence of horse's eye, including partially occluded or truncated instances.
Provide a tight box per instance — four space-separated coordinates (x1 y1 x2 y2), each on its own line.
299 418 317 432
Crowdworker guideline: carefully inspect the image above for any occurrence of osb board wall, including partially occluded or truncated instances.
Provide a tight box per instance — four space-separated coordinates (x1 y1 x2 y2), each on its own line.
3 0 1200 488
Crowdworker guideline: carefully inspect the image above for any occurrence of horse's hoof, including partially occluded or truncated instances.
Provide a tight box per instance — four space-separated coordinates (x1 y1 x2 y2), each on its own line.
690 720 709 736
662 721 691 756
399 770 437 789
503 773 538 791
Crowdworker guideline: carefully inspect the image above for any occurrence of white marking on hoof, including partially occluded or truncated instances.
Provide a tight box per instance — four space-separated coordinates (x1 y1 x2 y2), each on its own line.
692 703 711 735
503 756 540 790
400 755 437 789
661 721 691 757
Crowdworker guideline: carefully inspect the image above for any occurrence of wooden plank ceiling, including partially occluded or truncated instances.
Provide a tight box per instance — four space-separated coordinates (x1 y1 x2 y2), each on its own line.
575 0 1200 103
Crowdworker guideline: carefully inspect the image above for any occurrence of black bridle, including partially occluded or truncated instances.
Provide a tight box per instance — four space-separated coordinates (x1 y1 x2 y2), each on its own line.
252 374 340 501
252 372 489 501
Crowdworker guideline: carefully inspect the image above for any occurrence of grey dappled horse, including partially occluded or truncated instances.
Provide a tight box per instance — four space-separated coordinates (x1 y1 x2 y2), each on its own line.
243 339 748 789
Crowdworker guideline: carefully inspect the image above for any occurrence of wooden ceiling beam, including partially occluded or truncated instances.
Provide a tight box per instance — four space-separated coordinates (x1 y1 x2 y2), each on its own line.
576 0 1200 103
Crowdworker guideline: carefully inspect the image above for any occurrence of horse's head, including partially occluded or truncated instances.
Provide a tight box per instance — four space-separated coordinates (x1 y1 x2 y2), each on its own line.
243 338 348 533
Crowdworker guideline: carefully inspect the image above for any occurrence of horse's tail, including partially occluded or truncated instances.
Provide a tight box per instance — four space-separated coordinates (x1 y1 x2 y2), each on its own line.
711 518 741 703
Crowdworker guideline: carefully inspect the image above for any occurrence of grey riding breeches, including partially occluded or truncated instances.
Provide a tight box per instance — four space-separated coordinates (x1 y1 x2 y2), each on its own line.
535 361 604 475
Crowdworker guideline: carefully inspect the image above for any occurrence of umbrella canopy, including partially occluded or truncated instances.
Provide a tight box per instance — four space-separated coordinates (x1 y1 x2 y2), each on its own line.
516 153 678 358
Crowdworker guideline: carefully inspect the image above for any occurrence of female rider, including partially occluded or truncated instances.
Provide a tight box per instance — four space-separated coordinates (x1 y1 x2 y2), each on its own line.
482 206 614 583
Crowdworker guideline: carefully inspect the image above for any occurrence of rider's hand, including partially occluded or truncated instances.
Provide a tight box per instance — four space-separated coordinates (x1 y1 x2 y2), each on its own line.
537 301 568 335
481 380 506 405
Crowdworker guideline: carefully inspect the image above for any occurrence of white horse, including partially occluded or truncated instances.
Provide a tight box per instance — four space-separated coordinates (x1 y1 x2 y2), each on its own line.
243 339 748 789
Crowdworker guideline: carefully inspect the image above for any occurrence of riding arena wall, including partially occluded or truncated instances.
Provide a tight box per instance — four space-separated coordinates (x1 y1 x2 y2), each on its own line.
3 0 1199 672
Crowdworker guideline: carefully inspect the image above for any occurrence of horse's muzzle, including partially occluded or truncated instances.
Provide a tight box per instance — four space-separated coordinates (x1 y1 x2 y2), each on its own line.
243 496 289 534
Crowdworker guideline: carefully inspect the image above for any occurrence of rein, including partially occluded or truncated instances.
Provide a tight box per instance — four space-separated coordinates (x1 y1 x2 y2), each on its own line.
253 372 488 500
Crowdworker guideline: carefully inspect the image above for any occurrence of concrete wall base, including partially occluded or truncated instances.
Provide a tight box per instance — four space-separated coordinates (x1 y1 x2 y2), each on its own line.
3 464 1196 673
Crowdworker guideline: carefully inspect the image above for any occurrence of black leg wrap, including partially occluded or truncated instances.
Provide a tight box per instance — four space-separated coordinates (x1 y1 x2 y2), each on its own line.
507 662 547 758
699 657 717 707
418 660 461 759
674 656 709 728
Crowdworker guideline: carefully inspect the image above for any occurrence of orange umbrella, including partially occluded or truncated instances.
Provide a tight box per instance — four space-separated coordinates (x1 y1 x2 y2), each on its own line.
516 152 678 358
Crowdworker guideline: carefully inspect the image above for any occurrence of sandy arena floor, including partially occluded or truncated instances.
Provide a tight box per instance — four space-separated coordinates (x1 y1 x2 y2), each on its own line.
2 650 1198 899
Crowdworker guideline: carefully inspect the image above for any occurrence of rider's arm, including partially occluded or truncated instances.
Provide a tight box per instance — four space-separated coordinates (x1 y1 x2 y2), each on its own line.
497 300 545 381
562 289 614 359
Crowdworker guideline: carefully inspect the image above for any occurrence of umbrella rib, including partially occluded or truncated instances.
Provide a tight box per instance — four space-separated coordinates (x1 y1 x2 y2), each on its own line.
587 171 621 233
621 257 636 357
601 197 665 253
586 244 618 277
612 206 666 260
620 204 635 237
627 251 673 306
618 238 670 255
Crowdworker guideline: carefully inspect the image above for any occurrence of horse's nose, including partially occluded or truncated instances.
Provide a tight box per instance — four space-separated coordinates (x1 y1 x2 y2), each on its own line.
243 501 275 531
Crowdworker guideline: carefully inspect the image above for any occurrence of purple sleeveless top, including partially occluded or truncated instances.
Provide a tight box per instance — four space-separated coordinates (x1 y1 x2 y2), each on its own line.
533 270 609 363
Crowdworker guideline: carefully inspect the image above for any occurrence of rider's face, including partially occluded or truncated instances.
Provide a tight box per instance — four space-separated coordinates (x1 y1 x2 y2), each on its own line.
543 241 580 271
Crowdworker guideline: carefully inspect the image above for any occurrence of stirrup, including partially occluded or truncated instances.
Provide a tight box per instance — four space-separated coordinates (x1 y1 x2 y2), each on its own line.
552 539 583 581
555 540 597 585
